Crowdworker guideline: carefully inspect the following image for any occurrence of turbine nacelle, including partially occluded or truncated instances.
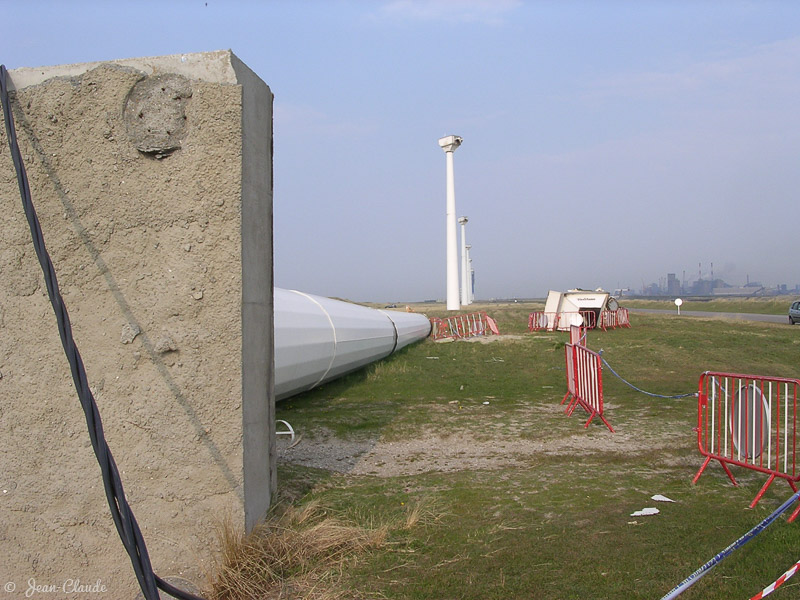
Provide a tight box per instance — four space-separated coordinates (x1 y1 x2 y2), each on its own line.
438 135 463 153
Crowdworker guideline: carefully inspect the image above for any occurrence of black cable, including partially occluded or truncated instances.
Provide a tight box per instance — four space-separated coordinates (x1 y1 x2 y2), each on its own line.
597 349 697 399
1 65 205 600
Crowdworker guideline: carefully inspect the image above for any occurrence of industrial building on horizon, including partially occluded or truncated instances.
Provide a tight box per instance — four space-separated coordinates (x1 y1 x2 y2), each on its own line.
632 272 799 298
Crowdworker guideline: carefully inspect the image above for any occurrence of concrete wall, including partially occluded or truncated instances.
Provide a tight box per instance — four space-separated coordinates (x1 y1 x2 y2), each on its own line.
0 50 274 598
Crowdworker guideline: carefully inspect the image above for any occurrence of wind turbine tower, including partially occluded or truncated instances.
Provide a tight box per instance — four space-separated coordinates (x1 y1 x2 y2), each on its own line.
458 216 470 306
466 244 474 303
438 135 463 310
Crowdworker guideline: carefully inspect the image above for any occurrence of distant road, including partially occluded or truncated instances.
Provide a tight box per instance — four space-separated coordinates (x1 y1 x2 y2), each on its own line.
628 308 788 324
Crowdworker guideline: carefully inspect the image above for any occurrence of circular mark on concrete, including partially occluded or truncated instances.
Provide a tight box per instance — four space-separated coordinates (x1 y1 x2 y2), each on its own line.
124 74 192 158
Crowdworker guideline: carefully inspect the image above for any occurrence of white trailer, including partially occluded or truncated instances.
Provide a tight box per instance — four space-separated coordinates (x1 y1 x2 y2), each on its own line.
543 289 615 331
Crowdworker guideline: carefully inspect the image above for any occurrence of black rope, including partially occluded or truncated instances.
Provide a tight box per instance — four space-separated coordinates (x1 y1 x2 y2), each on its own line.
1 64 205 600
598 349 697 399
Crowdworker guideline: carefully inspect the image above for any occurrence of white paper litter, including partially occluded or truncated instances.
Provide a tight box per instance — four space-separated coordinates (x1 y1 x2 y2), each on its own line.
630 507 660 517
651 494 675 503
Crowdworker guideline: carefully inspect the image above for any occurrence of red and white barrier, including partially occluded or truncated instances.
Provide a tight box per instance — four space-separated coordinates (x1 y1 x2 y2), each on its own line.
561 310 595 330
562 341 614 432
528 310 596 332
569 324 585 346
598 308 631 331
430 312 499 340
693 371 800 519
528 311 556 331
751 558 800 599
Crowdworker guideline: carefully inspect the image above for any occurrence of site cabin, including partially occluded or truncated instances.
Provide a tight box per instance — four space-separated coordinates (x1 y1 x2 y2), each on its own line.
543 289 619 331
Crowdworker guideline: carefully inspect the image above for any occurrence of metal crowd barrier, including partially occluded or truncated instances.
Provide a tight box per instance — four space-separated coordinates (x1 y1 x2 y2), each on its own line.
693 371 800 519
598 308 631 330
569 323 585 346
562 339 614 432
528 311 555 331
528 310 596 332
430 311 499 340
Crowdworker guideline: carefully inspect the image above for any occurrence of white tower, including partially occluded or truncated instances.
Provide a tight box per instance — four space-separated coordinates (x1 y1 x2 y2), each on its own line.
458 216 470 306
438 135 463 311
466 244 474 303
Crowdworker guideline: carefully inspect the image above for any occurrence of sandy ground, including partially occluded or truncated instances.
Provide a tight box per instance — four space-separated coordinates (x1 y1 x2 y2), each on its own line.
276 399 691 478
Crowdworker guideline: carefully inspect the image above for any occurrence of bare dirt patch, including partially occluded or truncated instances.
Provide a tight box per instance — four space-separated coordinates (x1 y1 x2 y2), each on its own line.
435 334 526 344
278 411 692 478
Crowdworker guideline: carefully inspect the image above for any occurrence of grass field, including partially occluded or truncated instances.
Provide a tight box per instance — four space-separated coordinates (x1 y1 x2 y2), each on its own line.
214 302 800 599
617 296 797 316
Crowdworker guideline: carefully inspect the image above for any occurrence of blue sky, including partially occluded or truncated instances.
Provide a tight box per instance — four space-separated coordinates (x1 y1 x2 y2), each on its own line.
4 0 800 300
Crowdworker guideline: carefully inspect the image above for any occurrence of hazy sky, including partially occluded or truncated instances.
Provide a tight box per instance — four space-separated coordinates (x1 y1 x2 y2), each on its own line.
4 1 800 301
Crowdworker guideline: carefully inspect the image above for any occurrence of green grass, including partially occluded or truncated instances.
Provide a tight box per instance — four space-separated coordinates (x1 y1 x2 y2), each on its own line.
273 303 800 599
624 296 797 315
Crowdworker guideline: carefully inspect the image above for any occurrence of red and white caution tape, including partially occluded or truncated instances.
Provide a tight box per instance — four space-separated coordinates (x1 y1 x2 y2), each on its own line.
751 559 800 599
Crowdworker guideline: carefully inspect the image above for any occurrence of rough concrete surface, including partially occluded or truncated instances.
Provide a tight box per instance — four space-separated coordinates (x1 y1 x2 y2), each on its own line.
1 60 247 598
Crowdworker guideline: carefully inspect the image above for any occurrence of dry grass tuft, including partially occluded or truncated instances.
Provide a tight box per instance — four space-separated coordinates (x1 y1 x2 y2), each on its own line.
207 501 389 600
366 359 411 381
402 498 441 530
